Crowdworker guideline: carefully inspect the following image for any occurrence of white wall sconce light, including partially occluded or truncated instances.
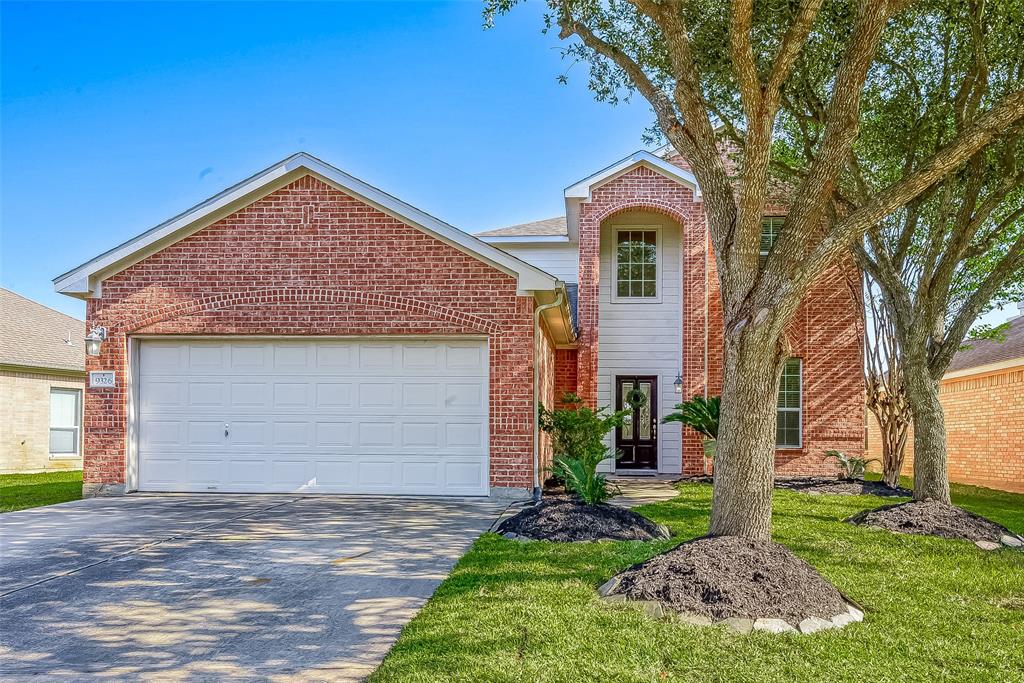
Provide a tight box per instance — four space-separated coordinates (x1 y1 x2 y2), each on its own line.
674 373 683 394
85 326 108 357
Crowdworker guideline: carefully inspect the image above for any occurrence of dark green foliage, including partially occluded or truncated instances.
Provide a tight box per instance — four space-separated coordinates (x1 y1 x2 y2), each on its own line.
824 450 881 480
539 393 628 505
662 395 720 440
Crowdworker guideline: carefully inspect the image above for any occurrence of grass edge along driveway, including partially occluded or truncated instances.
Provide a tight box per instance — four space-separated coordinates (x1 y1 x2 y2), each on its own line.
372 480 1024 683
0 470 82 513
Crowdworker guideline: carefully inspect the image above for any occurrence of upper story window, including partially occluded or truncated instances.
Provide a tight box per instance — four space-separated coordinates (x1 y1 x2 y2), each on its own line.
776 358 802 448
50 388 81 457
614 229 658 300
760 217 785 267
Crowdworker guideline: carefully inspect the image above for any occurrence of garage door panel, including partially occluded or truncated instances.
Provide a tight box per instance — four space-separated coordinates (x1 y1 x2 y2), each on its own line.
138 338 489 495
315 383 354 408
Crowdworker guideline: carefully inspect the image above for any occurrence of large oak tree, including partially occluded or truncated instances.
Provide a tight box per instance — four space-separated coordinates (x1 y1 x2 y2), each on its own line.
488 0 1024 540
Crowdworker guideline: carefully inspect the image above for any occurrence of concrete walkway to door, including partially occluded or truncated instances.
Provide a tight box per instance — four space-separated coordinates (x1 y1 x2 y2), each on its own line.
0 494 505 681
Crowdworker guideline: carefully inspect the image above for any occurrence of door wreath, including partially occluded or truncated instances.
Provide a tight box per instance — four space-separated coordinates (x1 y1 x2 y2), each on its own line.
625 387 648 410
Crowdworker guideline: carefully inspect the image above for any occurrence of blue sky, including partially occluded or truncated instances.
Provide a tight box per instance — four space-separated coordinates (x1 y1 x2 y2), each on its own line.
1 1 654 319
1 1 1015 328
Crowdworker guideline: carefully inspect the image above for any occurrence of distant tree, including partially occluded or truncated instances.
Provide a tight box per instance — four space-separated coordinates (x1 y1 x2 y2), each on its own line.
487 0 1024 539
858 273 911 488
840 0 1024 503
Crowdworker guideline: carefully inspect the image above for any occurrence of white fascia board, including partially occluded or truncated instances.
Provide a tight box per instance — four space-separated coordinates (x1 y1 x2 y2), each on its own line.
54 152 558 297
564 151 701 201
562 150 701 242
478 235 570 244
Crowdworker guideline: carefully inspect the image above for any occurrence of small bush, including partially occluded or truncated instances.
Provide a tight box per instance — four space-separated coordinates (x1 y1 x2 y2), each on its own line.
823 450 880 480
539 393 628 505
662 395 719 440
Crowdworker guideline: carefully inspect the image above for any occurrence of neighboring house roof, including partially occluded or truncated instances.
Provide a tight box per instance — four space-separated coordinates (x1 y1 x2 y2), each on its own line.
0 288 85 374
476 216 568 239
946 313 1024 377
563 150 701 241
53 152 561 298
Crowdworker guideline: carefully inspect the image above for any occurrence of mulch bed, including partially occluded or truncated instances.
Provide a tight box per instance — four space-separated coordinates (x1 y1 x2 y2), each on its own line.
846 500 1019 544
608 535 850 623
776 477 911 498
497 497 670 542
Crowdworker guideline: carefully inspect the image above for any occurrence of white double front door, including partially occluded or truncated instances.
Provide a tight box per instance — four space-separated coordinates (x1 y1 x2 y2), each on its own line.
136 338 489 495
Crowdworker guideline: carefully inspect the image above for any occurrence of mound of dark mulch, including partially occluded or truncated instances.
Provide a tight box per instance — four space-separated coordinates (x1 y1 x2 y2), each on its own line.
497 497 670 542
776 477 911 498
609 535 850 623
847 500 1016 543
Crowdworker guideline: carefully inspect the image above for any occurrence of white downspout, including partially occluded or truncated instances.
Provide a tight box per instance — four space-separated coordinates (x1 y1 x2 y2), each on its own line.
533 286 565 502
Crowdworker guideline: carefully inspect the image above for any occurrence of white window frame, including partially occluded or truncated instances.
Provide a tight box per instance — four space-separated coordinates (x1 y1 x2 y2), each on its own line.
611 227 662 304
776 358 802 449
49 387 82 458
760 217 785 266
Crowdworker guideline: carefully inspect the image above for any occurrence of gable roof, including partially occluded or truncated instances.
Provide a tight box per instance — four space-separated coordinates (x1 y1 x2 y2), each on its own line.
1 288 85 374
53 152 560 298
946 313 1024 376
476 216 568 241
564 150 701 241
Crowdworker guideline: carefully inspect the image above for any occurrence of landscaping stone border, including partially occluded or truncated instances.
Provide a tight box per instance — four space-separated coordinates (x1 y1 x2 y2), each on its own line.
596 577 864 634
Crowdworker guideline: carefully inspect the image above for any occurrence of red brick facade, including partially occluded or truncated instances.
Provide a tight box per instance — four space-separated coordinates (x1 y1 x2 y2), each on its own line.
571 158 864 476
83 175 538 491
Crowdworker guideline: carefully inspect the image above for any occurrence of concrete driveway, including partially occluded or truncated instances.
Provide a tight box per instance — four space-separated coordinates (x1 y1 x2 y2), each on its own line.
0 494 505 681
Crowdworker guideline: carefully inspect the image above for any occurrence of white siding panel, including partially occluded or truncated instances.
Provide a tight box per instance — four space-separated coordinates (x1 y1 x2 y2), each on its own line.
499 243 580 283
597 212 684 474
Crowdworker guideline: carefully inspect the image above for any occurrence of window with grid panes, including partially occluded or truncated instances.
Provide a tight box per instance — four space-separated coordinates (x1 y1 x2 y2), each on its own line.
615 230 657 299
760 217 785 267
776 358 802 447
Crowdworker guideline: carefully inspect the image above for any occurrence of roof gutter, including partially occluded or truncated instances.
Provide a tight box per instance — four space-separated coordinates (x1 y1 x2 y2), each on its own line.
533 286 565 502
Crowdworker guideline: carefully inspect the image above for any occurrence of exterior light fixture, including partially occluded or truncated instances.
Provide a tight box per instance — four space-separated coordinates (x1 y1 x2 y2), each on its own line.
673 373 683 394
85 326 108 357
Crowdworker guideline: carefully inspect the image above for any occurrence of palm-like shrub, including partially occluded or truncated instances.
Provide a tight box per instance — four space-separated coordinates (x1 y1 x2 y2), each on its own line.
662 395 720 440
823 450 881 480
539 393 628 505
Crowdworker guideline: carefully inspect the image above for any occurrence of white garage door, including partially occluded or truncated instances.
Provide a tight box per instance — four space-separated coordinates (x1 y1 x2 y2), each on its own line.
136 338 489 495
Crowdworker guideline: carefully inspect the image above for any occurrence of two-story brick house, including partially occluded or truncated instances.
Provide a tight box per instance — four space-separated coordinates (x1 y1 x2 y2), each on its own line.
55 148 863 498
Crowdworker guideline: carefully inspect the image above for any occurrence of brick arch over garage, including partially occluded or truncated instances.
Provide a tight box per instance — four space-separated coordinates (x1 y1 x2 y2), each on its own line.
120 287 501 336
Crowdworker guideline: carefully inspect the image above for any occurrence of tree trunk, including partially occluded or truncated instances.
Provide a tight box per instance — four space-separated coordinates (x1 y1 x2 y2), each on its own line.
880 421 908 488
867 402 910 488
904 355 952 504
709 326 785 541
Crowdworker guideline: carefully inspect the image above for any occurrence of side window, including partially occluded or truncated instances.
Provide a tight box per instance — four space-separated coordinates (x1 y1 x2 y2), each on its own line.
49 388 81 457
760 217 785 267
776 359 802 448
614 229 658 299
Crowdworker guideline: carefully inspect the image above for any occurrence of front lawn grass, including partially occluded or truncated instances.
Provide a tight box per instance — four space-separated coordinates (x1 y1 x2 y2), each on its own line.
372 481 1024 682
0 470 82 513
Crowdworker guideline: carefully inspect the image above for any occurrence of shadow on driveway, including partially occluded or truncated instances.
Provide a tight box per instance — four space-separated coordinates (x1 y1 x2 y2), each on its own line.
0 495 505 681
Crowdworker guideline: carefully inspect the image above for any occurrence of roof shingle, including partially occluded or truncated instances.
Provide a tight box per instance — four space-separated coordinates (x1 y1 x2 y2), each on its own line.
1 289 85 373
947 313 1024 373
476 216 567 237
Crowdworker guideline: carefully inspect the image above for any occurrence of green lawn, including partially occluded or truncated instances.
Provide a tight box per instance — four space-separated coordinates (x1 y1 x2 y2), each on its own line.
0 470 82 513
372 481 1024 683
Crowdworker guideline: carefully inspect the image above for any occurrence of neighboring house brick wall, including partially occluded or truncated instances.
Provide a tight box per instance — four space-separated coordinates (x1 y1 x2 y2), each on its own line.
866 365 1024 493
83 175 538 493
1 369 84 473
575 164 862 476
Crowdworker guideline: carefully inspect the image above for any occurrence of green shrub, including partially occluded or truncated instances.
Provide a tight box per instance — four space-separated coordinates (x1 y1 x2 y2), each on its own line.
823 450 881 480
662 395 720 440
539 393 628 505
